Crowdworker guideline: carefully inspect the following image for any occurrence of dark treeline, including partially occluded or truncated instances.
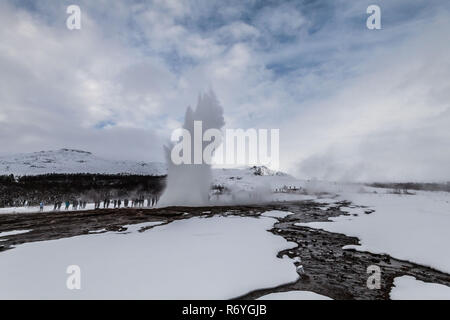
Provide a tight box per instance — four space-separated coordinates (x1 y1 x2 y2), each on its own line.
0 173 166 208
367 182 450 193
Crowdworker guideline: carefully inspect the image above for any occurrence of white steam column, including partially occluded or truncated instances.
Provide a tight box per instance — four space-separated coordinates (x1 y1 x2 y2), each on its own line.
158 91 225 207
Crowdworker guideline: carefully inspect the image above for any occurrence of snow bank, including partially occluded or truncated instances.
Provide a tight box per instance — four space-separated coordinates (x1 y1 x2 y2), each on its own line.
258 291 332 300
0 202 97 215
261 210 294 219
0 229 31 237
297 191 450 274
0 216 298 299
120 221 165 232
390 276 450 300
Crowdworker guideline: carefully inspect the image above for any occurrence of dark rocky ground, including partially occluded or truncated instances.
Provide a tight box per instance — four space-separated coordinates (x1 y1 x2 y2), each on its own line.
0 200 449 300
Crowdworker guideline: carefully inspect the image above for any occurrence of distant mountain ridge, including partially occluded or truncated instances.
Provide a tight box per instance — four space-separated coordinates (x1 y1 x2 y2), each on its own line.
0 149 289 179
0 149 167 176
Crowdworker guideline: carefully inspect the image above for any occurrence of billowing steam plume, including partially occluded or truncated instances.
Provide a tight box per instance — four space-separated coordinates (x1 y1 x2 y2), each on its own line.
158 90 225 207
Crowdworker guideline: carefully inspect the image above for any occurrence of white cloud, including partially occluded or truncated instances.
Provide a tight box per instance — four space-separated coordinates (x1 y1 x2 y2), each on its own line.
1 0 449 182
255 3 307 36
285 16 450 182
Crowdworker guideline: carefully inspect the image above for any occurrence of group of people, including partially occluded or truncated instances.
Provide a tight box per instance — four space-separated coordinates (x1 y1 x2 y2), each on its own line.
44 195 160 212
42 200 88 212
50 200 88 211
92 196 159 209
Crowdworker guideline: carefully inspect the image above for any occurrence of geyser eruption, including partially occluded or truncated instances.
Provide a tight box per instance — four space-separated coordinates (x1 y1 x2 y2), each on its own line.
158 91 225 207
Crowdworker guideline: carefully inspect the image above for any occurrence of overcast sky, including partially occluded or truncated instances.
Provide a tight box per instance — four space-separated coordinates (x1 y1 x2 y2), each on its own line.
1 0 449 182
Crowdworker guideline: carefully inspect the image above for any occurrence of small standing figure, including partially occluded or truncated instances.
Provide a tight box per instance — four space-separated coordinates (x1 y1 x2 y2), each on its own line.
39 201 44 212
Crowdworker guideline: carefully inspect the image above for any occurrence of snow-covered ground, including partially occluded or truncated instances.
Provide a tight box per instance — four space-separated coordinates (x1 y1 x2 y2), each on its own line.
210 167 320 205
212 166 300 193
390 276 450 300
0 203 90 215
0 201 158 215
258 291 332 300
0 215 299 299
261 210 295 219
0 229 31 237
296 190 450 275
1 148 449 299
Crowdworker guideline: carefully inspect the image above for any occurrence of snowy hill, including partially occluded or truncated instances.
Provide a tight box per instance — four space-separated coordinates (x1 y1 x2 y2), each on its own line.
212 166 300 195
0 149 295 188
0 149 167 176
